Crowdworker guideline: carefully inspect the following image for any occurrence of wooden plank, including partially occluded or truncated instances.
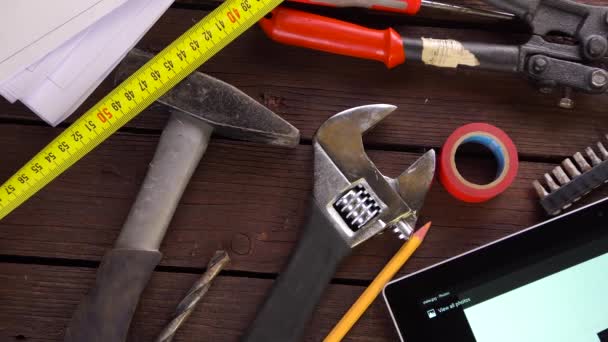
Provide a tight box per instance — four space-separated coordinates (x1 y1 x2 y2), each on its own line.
171 0 608 11
0 8 607 158
0 263 397 341
1 124 604 280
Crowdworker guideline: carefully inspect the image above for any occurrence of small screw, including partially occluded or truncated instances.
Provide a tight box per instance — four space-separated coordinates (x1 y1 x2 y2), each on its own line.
558 87 574 109
532 57 548 73
591 70 608 89
559 97 574 109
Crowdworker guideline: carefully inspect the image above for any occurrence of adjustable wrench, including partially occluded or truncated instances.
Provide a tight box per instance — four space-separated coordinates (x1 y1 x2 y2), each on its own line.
243 104 435 341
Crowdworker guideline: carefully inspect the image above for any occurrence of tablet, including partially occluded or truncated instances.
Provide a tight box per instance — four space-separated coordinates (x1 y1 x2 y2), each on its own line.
383 198 608 342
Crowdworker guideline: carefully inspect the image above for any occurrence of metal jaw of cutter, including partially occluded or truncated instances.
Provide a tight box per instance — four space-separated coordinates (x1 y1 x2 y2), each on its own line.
313 104 435 246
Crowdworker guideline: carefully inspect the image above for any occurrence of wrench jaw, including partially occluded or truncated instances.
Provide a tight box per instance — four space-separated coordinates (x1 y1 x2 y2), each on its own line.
313 105 436 248
387 149 436 235
313 142 389 247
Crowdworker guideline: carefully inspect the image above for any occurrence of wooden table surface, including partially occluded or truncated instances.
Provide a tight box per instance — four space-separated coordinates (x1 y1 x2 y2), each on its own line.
2 1 608 341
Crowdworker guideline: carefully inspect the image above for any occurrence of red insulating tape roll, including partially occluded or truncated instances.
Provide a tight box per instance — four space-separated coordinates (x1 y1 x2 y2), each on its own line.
439 123 519 203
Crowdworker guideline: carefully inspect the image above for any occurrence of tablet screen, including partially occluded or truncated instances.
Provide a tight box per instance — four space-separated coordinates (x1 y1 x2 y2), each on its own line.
383 199 608 342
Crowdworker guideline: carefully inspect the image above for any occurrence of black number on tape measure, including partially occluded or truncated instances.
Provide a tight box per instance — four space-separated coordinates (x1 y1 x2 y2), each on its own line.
84 120 97 132
111 101 122 111
241 0 251 11
190 40 200 51
216 20 225 31
124 90 135 101
176 50 187 61
139 80 148 91
71 131 83 142
31 163 43 174
58 141 70 153
5 184 15 195
164 60 174 71
17 174 29 184
44 152 56 163
150 69 161 81
203 29 213 41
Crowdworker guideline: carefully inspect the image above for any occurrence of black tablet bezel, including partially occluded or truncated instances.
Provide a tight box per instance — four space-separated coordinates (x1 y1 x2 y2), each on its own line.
382 197 608 342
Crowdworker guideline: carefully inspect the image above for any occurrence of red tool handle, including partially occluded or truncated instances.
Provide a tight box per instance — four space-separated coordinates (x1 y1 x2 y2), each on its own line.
288 0 421 14
259 7 406 68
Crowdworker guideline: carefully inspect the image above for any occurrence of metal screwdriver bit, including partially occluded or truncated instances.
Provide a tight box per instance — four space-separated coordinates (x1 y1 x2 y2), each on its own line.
597 142 608 160
534 134 608 216
421 0 515 20
532 180 549 198
585 147 603 166
561 158 581 178
156 250 231 342
544 173 560 191
573 152 592 172
552 166 571 185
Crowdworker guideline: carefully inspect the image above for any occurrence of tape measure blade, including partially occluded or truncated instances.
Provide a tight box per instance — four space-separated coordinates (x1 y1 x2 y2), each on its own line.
0 0 283 220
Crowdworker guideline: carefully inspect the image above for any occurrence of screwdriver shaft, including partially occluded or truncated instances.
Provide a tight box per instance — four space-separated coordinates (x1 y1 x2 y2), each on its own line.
421 0 514 20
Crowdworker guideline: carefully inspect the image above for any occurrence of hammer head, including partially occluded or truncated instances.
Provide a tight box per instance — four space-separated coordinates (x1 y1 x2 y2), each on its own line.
313 104 435 247
115 49 299 147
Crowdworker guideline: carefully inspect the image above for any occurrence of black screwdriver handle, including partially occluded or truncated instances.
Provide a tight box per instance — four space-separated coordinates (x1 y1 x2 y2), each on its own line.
64 248 161 342
242 200 352 342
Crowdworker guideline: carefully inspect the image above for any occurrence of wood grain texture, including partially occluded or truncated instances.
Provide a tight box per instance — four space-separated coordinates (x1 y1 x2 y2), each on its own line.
171 0 607 10
0 263 397 341
0 8 607 159
1 124 605 281
1 2 608 341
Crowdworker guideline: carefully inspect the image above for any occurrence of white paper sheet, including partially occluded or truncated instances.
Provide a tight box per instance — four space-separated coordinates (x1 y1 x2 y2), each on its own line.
0 29 87 102
0 0 127 82
20 0 173 125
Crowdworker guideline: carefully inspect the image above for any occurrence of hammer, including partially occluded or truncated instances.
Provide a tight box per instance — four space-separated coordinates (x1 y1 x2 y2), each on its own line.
64 49 300 342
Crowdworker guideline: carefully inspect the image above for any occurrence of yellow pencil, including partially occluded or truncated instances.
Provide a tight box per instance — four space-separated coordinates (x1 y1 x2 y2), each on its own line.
323 222 432 342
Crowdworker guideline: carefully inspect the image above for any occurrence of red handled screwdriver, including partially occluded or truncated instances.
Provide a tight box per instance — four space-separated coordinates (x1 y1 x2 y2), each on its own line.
259 7 520 70
288 0 514 19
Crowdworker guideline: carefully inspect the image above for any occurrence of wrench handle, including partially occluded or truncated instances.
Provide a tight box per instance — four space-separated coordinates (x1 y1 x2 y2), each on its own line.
242 200 351 342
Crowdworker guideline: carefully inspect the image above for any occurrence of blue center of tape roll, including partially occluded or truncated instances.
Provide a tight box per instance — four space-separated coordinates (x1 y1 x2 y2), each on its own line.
462 134 505 177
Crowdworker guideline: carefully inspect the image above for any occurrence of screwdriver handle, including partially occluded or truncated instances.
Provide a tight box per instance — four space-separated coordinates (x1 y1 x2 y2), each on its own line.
259 7 406 68
288 0 421 14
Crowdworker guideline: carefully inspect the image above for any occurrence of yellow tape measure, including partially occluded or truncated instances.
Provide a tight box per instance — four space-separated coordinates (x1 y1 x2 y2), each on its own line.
0 0 282 220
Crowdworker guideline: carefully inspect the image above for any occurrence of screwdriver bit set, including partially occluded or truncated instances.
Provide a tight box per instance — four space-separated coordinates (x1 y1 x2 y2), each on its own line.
533 135 608 215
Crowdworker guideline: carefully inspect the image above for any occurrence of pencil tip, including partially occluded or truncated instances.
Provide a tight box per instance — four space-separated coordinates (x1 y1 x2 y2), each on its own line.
414 221 431 240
